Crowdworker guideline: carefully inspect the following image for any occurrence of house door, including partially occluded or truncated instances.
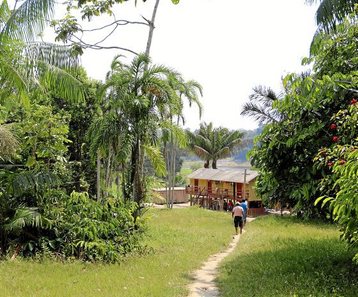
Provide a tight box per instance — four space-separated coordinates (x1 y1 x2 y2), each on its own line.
194 179 199 193
208 180 212 194
237 183 243 199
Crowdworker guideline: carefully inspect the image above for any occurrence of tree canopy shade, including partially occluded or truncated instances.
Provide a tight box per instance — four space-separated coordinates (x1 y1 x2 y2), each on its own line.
187 122 244 169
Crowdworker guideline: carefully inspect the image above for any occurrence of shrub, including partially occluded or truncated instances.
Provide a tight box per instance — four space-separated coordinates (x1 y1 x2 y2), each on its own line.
41 191 144 262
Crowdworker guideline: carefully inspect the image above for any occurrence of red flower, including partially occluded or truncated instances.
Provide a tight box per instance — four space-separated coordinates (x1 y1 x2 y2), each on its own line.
327 161 334 167
351 98 357 105
329 123 337 130
332 136 339 143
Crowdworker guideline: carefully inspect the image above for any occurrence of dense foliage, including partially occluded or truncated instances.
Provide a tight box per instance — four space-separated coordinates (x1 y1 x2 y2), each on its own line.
0 1 144 261
249 16 357 214
315 101 358 262
247 11 357 260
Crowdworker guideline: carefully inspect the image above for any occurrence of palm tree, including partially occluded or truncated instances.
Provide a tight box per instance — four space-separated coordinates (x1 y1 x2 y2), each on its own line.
241 85 282 125
187 122 244 169
94 54 182 205
306 0 357 32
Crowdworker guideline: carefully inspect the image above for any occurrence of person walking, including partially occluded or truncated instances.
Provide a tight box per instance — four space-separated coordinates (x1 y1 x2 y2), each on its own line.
240 199 248 226
232 202 244 235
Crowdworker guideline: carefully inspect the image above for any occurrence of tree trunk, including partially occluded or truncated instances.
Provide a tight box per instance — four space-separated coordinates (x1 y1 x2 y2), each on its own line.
212 159 217 169
204 160 209 168
96 151 101 202
116 165 121 200
104 147 112 196
164 142 171 208
132 137 144 205
145 0 161 57
170 139 176 209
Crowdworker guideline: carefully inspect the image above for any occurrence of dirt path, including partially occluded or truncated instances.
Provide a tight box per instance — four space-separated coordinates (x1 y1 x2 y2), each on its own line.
187 234 240 297
187 218 254 297
152 203 252 296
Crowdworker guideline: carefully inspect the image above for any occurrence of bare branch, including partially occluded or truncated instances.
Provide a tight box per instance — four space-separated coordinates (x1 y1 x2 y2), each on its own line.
82 19 148 32
93 24 119 46
70 35 139 55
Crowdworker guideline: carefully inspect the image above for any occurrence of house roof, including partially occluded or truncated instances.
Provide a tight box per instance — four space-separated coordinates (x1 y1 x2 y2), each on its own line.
187 167 258 184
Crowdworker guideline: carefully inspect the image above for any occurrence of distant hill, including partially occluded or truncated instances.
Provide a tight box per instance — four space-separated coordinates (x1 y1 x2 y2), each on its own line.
233 126 263 163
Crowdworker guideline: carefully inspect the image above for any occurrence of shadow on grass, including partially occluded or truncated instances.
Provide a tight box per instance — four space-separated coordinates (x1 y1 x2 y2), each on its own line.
254 214 337 228
219 237 358 297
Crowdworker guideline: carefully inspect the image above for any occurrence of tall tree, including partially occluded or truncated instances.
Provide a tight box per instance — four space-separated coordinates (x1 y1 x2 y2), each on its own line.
249 15 357 217
187 122 244 169
92 54 184 206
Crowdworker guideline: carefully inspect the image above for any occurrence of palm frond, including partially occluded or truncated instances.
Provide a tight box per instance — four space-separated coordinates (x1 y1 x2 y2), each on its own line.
4 206 42 231
193 145 210 160
0 48 29 103
143 144 166 177
39 62 85 103
25 42 79 69
1 0 55 42
10 170 59 197
241 102 278 124
160 120 187 148
307 0 357 32
0 0 11 26
250 85 280 107
214 146 231 159
182 79 203 118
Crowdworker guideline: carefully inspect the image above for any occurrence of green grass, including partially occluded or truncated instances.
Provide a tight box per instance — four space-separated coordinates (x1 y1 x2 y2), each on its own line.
218 215 358 297
0 207 234 297
1 211 357 297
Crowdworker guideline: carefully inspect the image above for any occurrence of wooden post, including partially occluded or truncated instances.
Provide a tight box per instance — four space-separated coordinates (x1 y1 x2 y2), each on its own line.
243 169 247 200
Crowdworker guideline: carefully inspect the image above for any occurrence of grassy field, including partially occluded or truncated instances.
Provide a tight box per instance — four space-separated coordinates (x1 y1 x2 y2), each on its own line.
1 210 357 297
218 215 358 297
0 207 233 297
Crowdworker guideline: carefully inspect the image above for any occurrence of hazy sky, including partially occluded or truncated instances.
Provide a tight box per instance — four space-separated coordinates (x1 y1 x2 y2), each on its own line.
52 0 319 131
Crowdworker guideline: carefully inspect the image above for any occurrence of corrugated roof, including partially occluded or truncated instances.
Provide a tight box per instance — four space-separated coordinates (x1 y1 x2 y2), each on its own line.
187 168 258 184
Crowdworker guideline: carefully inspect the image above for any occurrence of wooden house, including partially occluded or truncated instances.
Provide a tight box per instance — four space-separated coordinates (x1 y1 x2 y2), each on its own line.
186 167 264 216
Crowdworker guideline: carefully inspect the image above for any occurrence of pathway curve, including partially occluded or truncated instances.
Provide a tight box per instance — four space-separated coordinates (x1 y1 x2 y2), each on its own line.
187 218 254 297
